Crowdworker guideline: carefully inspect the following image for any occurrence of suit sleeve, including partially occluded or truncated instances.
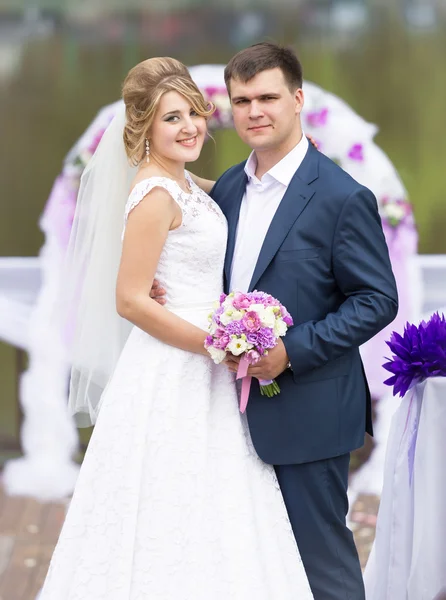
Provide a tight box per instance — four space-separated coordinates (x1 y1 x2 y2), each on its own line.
282 185 399 379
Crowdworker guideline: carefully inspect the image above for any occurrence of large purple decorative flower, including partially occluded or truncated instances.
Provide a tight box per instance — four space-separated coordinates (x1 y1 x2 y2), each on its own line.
383 312 446 397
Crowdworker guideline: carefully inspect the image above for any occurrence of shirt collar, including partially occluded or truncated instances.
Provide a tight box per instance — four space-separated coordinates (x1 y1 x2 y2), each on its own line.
244 133 309 187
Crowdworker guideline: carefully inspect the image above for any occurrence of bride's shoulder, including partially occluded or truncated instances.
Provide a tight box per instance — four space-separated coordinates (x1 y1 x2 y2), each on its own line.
130 167 169 194
125 172 179 224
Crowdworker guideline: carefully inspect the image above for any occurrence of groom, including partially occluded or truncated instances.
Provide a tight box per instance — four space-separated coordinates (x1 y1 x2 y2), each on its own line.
155 43 398 598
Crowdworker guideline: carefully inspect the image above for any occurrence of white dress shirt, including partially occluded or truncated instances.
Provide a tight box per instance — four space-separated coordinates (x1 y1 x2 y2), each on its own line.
230 134 309 293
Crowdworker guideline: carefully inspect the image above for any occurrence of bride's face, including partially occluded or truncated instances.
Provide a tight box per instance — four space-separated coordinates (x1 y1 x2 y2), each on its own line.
149 90 207 164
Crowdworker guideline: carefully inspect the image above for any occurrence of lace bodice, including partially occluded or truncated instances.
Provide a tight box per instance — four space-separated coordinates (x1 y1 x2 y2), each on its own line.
124 172 227 308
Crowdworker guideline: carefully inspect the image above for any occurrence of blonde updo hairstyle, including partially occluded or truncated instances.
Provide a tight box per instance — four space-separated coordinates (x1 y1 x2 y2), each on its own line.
122 57 215 166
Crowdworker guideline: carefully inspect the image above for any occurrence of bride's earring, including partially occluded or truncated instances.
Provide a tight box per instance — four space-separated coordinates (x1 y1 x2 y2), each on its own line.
145 138 150 163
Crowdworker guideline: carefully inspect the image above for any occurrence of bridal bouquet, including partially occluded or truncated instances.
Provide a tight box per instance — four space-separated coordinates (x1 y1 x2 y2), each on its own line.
205 291 293 412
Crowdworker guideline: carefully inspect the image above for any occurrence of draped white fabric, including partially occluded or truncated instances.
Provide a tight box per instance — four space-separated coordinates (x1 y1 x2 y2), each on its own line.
1 224 79 501
0 257 41 350
364 377 446 599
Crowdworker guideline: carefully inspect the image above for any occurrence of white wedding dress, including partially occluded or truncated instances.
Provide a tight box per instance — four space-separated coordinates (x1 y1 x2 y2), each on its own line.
39 173 313 600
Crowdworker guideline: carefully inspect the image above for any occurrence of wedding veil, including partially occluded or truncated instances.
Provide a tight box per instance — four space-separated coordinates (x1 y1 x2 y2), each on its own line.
63 103 137 427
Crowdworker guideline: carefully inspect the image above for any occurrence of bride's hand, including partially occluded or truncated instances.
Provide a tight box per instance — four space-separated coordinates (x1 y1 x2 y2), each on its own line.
188 172 216 195
306 134 319 149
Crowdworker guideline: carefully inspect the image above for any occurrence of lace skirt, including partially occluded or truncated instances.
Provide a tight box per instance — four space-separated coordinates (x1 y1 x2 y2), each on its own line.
39 311 313 600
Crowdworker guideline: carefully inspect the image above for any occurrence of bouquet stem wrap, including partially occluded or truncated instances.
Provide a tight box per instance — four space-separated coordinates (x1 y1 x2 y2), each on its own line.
236 355 251 413
235 357 277 413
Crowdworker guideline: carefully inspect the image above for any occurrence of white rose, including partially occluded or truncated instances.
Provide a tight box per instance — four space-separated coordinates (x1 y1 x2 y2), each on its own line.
274 319 287 337
248 304 266 320
223 293 235 309
262 306 278 328
220 309 234 326
232 310 244 321
207 346 227 364
227 338 248 356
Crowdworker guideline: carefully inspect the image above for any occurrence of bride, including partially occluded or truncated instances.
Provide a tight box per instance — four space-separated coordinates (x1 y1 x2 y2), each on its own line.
39 57 313 599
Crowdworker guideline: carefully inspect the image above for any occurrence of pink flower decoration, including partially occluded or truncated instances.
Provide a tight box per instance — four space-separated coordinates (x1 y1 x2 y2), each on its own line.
213 334 230 349
232 292 252 310
242 311 262 332
348 144 364 162
306 107 329 128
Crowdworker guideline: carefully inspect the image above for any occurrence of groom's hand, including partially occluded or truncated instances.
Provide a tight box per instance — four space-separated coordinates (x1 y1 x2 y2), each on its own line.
247 339 289 380
149 279 167 305
225 339 289 380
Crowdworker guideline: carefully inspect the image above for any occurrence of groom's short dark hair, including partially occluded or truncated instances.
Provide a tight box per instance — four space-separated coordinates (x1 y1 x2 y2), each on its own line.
224 42 303 95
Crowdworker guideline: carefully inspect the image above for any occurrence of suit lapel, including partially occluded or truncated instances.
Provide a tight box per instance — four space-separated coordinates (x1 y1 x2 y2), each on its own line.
223 171 248 286
248 145 320 292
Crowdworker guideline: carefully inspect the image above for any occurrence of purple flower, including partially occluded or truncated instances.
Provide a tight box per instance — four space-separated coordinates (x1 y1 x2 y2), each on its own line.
247 290 279 307
242 311 261 332
219 293 227 304
225 321 246 336
306 107 329 128
213 334 230 350
205 335 214 348
213 306 225 325
383 312 446 397
280 308 294 327
256 327 277 351
246 332 259 346
347 143 364 162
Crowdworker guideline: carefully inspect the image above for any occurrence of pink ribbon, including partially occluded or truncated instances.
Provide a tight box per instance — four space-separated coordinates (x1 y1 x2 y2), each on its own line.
236 355 252 413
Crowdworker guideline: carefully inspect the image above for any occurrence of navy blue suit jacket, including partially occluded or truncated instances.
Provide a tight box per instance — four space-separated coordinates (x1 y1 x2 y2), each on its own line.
211 145 398 465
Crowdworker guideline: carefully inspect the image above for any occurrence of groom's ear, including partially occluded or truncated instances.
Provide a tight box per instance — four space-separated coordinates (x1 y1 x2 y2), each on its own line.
294 88 304 114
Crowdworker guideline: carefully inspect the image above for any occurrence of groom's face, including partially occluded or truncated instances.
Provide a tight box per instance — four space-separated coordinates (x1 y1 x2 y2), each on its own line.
228 68 303 153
